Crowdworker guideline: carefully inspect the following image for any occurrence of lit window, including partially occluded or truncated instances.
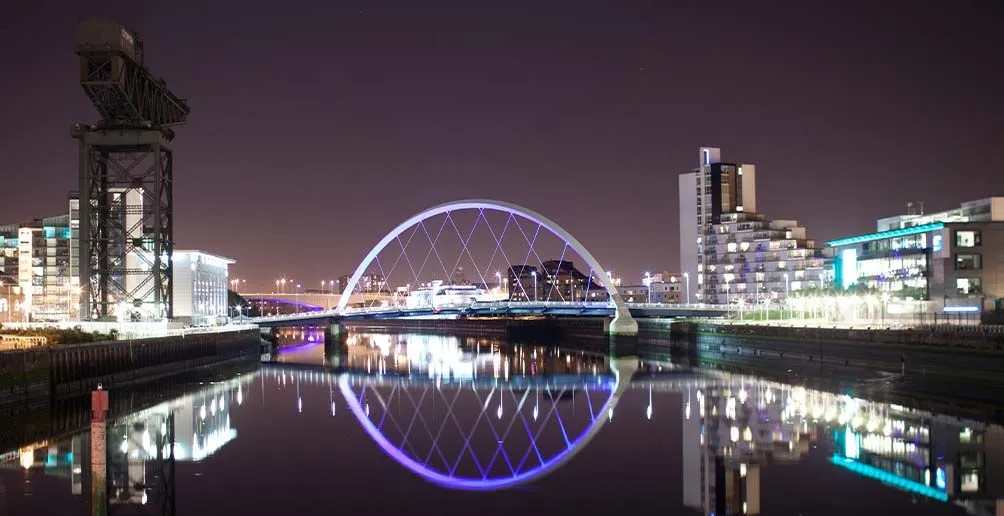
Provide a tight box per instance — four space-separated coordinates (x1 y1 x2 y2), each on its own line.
955 230 980 247
956 254 982 270
739 242 750 252
961 472 981 492
956 278 981 296
727 242 737 253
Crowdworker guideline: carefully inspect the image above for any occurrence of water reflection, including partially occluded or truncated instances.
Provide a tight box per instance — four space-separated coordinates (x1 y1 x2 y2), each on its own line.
2 375 251 515
678 376 1001 514
2 331 1002 515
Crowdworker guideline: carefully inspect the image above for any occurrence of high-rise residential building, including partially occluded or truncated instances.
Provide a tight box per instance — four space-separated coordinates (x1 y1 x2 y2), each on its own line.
0 215 76 321
679 147 826 304
679 147 757 303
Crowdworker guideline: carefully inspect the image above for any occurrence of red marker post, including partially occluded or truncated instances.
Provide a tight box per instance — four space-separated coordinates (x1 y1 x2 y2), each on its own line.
91 385 109 516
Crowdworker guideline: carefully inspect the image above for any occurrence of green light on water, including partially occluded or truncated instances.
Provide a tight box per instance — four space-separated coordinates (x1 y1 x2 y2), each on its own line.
829 455 948 502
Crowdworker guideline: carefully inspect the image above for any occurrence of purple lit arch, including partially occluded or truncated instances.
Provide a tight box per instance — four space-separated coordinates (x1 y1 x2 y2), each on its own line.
336 199 637 333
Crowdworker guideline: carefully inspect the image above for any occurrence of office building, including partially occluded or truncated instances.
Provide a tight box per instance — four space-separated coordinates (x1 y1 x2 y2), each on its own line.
828 197 1004 313
679 147 826 304
172 250 235 325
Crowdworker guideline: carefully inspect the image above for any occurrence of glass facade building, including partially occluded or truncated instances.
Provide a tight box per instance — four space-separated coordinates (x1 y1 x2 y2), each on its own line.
828 198 1004 313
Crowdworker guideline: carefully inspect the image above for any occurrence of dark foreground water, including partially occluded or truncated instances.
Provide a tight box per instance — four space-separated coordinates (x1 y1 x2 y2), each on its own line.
2 330 1002 515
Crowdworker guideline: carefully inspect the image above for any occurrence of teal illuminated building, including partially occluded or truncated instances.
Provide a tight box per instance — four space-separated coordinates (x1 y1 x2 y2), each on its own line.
0 197 79 321
827 198 1004 315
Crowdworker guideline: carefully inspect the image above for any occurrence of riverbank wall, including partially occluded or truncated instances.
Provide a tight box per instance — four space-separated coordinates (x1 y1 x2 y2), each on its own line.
0 329 262 408
670 321 1004 386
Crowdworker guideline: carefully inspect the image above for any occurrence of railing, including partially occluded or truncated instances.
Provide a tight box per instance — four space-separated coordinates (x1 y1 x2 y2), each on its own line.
251 301 730 323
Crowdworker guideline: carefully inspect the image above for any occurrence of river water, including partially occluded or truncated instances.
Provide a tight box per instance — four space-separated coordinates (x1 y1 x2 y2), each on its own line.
2 329 1001 515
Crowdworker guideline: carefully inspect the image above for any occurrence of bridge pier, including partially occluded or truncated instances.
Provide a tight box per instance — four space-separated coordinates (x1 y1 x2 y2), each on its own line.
605 313 639 336
323 323 349 366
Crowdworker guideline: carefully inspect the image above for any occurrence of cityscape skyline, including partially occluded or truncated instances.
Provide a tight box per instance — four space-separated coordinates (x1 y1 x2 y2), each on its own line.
1 2 1002 289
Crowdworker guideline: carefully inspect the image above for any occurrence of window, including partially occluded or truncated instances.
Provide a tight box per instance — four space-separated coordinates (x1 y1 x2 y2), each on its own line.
956 253 982 270
955 230 981 247
957 278 982 296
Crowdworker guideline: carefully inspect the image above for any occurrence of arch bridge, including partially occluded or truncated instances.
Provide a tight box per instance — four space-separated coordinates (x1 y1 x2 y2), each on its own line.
248 200 727 334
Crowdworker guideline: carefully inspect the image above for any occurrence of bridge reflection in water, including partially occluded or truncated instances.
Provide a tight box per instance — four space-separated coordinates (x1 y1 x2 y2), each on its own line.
3 331 1003 515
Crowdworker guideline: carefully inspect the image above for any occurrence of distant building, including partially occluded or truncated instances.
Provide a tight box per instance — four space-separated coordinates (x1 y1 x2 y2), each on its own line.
1 194 234 323
171 251 235 325
679 147 826 304
619 285 648 303
827 197 1004 313
507 265 539 301
539 260 604 302
0 204 77 321
338 273 388 294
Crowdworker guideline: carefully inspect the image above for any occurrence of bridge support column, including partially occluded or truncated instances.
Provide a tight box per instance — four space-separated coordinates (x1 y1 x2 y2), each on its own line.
323 321 347 340
324 323 349 367
606 309 638 336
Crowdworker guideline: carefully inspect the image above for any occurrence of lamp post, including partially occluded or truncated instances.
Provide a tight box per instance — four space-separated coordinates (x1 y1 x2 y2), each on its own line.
321 280 326 294
295 283 301 312
683 272 690 306
68 285 81 321
725 279 732 318
274 279 280 294
644 271 652 304
881 291 890 324
531 270 538 302
1 280 9 322
783 272 790 320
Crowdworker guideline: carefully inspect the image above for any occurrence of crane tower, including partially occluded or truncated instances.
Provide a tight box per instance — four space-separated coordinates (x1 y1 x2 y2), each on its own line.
72 19 190 321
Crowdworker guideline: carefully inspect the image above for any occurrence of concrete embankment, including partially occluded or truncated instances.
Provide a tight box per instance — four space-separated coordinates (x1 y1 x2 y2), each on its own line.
670 321 1004 386
0 329 263 407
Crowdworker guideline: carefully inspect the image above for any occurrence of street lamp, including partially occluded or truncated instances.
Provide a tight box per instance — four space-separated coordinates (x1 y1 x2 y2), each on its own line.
783 272 790 319
68 285 81 321
725 278 732 317
295 283 301 312
683 272 690 306
1 279 10 323
643 271 652 304
531 270 538 302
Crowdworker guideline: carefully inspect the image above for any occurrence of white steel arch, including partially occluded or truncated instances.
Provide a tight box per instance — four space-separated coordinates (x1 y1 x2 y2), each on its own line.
337 199 638 334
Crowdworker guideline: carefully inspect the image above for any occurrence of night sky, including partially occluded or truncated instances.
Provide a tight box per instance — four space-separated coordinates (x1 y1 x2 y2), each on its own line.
1 1 1002 290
